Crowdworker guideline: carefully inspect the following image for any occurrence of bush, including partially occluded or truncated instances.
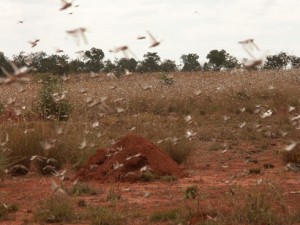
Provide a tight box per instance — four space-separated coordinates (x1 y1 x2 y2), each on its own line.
38 73 72 120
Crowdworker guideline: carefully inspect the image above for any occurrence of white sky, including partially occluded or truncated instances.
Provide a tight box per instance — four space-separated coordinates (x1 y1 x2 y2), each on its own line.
1 0 300 63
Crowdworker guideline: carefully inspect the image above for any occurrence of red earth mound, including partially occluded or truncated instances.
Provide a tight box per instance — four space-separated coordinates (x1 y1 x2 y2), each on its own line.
76 133 185 182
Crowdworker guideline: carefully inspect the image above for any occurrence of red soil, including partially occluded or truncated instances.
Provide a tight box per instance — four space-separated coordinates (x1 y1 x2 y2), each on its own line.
76 133 185 182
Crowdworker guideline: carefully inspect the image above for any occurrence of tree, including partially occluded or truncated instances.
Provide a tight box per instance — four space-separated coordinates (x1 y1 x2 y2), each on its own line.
137 52 161 73
202 62 213 71
12 52 28 68
26 51 48 72
180 54 201 72
69 58 86 73
223 54 240 69
206 49 239 71
47 54 70 75
290 55 300 69
103 59 116 73
0 52 11 77
84 47 105 72
116 58 137 73
263 52 291 70
160 59 177 72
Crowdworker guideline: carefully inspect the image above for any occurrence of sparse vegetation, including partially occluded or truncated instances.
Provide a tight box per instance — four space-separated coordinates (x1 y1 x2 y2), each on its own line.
70 182 98 196
0 70 300 225
87 206 125 225
150 208 183 223
107 186 122 202
37 73 72 121
34 196 76 223
0 203 19 220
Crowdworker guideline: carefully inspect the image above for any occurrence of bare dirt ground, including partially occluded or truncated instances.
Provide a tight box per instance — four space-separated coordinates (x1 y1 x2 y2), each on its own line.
1 140 300 225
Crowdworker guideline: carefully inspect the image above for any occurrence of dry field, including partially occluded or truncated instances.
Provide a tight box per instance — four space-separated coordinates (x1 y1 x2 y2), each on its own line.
1 70 300 225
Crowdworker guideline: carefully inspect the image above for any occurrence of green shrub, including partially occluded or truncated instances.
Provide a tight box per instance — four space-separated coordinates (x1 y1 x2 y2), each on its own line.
38 73 72 120
185 185 199 199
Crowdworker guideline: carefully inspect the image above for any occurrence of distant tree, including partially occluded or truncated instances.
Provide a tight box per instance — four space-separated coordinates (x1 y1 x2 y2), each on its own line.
116 58 137 73
206 50 226 71
290 55 300 69
69 59 86 73
223 54 240 69
48 54 70 75
202 62 213 71
263 52 291 70
103 59 116 73
206 49 239 71
137 52 161 73
84 47 105 72
0 52 11 77
180 53 201 72
12 52 28 68
26 51 48 72
160 59 177 72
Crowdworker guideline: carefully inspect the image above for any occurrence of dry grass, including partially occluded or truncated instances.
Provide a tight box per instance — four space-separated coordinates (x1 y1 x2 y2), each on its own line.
0 70 299 171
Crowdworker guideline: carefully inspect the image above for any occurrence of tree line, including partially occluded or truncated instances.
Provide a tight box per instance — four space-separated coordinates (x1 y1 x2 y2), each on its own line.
1 48 300 77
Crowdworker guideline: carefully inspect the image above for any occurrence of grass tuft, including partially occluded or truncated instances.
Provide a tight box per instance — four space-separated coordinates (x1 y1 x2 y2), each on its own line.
150 208 183 223
87 206 125 225
34 196 76 223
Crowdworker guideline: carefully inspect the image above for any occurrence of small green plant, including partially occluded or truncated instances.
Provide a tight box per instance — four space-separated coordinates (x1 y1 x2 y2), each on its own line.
150 208 183 223
38 73 72 120
87 206 125 225
185 185 199 199
34 196 76 223
70 182 97 196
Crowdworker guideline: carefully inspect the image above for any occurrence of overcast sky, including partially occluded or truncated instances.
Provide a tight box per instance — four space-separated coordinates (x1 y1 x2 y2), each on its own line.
1 0 300 63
